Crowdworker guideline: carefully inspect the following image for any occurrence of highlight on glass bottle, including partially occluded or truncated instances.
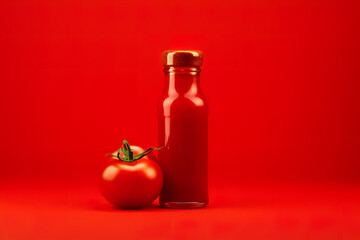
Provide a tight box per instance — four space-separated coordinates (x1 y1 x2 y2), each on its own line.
158 50 209 209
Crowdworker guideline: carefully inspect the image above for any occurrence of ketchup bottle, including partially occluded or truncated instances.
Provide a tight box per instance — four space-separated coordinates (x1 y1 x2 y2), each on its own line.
158 50 208 208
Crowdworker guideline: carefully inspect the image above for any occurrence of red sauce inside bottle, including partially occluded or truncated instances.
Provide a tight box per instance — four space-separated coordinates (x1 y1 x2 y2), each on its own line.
158 51 208 208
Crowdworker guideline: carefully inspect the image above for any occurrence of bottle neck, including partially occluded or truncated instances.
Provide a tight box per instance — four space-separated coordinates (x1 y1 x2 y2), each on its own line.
163 66 201 95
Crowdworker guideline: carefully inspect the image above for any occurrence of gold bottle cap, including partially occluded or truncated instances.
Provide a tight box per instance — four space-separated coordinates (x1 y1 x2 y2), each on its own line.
161 50 203 67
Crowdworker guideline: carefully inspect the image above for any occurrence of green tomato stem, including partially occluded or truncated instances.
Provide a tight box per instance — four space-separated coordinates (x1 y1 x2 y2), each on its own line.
108 139 163 163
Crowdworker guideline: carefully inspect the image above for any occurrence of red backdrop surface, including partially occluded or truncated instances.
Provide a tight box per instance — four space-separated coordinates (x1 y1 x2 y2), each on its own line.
1 0 360 239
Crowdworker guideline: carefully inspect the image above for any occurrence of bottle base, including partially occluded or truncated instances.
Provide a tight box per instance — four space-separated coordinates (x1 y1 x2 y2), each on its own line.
160 201 208 209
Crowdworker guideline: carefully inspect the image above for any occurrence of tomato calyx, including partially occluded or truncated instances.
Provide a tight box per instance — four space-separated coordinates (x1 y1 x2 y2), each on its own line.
108 140 162 163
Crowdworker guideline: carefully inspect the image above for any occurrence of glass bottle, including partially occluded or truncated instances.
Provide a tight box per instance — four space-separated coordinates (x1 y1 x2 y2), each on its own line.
158 50 208 208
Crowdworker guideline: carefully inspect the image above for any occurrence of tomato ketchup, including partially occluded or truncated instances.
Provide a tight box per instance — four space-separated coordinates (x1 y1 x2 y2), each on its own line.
158 50 208 208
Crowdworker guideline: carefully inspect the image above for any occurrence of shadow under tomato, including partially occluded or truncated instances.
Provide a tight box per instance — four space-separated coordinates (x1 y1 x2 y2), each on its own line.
92 203 165 212
92 202 212 212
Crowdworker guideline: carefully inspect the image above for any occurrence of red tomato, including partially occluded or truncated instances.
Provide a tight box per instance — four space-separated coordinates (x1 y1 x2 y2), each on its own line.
100 158 163 208
100 140 163 208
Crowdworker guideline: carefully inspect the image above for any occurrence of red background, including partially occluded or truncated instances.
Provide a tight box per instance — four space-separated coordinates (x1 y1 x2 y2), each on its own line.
1 0 360 239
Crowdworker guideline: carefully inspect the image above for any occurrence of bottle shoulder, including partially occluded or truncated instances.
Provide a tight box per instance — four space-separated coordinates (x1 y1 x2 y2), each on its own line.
159 94 208 107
